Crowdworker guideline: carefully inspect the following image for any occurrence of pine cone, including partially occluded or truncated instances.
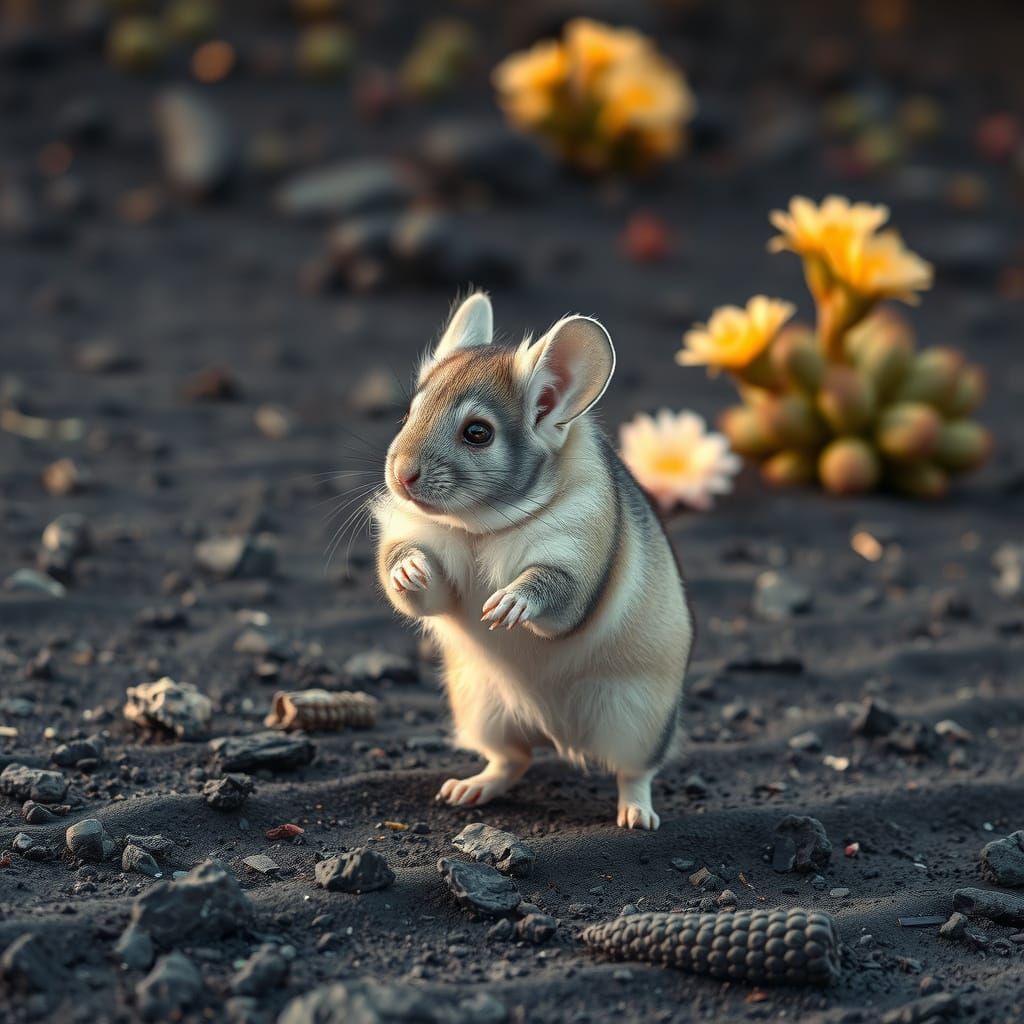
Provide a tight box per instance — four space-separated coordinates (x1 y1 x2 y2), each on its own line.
264 689 377 731
580 907 841 987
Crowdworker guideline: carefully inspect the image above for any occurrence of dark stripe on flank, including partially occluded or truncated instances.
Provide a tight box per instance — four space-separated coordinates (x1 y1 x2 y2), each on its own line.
600 436 697 675
646 699 680 769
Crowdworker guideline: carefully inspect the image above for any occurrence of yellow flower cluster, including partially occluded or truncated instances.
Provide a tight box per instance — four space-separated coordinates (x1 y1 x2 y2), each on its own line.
492 19 695 173
675 197 989 499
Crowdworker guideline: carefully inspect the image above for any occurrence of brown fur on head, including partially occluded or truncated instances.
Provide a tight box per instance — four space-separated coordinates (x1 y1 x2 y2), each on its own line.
384 292 615 528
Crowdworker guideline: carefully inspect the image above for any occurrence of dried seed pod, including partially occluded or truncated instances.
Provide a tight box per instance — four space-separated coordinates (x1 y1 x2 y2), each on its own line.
581 907 841 987
264 689 377 731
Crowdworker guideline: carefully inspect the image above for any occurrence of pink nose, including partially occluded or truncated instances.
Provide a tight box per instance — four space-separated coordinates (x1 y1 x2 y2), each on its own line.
399 468 420 490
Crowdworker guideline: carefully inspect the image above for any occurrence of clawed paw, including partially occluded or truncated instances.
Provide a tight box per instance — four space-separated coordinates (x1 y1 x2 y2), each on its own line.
616 803 660 831
391 551 431 594
481 587 535 631
436 773 513 807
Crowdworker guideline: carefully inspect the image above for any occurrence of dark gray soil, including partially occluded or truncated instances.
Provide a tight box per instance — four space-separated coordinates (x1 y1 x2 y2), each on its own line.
1 2 1023 1023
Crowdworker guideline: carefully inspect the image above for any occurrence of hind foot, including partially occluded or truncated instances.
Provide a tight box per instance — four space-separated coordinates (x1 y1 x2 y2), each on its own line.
616 768 660 830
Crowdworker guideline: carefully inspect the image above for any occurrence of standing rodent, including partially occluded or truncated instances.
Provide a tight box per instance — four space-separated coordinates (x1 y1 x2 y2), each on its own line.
373 292 693 829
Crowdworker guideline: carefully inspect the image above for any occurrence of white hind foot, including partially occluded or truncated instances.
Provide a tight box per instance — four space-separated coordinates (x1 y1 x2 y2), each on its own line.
436 755 529 807
616 769 660 830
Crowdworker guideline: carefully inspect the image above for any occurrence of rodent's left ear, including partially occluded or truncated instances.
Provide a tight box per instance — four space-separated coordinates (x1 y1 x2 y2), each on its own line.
521 315 616 431
429 291 493 365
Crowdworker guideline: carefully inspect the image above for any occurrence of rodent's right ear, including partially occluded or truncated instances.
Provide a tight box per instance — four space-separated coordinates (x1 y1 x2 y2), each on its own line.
424 292 493 370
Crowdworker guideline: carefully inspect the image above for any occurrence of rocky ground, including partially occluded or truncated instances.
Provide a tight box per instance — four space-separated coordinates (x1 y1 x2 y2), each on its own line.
1 2 1024 1023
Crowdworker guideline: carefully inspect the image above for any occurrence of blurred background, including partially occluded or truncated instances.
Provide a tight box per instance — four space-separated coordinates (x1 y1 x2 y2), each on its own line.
1 0 1022 596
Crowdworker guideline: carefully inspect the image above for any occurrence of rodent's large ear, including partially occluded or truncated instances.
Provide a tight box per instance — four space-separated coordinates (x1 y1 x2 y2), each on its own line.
520 315 616 434
429 291 493 364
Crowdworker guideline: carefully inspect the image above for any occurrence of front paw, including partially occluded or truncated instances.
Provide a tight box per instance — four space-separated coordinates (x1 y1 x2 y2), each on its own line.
481 586 536 631
390 550 432 595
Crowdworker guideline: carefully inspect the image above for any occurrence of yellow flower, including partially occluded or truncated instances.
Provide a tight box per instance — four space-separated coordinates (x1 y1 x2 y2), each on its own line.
828 229 934 304
768 195 933 305
619 409 740 512
768 195 890 258
597 57 695 141
564 18 647 88
678 296 796 372
491 40 568 126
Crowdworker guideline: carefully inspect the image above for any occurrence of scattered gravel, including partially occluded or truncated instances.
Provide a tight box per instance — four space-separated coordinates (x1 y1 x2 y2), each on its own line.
136 952 203 1021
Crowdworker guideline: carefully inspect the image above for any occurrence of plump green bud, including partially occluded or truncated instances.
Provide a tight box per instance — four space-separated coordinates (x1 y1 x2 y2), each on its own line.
761 450 817 488
945 364 987 417
888 461 949 499
934 420 993 473
719 405 778 459
771 326 824 393
846 310 915 404
163 0 218 42
817 366 875 435
107 16 164 71
296 24 353 78
876 402 942 461
818 438 881 496
758 393 826 449
895 347 964 408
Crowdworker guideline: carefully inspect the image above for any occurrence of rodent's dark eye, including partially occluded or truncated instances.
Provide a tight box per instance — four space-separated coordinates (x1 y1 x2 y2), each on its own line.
462 420 493 446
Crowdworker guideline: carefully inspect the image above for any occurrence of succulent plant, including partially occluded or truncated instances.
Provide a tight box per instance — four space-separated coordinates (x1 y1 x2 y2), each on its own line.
679 197 990 498
581 907 842 987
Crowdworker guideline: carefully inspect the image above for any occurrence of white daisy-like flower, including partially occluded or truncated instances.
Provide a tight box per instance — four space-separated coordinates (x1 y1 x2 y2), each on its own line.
619 409 741 512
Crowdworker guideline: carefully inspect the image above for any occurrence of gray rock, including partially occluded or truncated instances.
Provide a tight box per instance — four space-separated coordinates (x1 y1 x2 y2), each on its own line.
52 735 104 767
275 160 416 220
880 992 960 1024
136 952 203 1021
980 831 1024 888
753 572 812 621
203 772 256 809
486 918 514 942
515 913 556 944
114 926 155 970
344 648 418 685
124 677 213 740
419 119 554 197
195 534 277 579
0 934 52 993
277 977 507 1024
123 843 163 878
130 859 253 947
155 88 235 200
772 815 831 874
231 945 289 996
125 833 176 856
3 568 66 598
993 543 1023 598
66 818 118 861
22 801 60 824
315 848 394 893
438 858 521 919
939 912 968 940
12 832 53 861
788 730 823 752
41 512 91 558
851 697 900 738
227 996 268 1024
244 854 281 876
954 886 1024 925
210 732 315 772
452 823 535 878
